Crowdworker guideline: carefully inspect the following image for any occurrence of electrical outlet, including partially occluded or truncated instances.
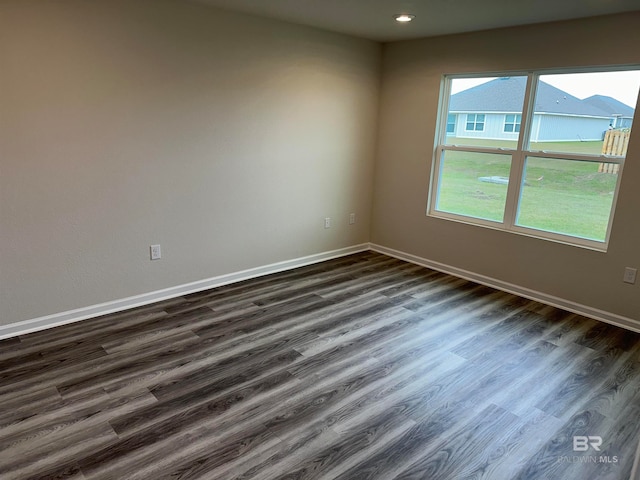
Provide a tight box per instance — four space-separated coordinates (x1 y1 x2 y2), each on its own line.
150 244 162 260
623 267 637 284
324 217 331 229
349 213 356 225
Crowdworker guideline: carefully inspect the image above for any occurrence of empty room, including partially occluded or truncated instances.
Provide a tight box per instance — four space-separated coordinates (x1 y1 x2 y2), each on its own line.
2 0 640 478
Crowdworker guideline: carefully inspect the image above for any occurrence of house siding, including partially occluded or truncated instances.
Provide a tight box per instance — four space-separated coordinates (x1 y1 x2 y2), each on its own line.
533 114 610 142
449 112 610 142
450 112 519 140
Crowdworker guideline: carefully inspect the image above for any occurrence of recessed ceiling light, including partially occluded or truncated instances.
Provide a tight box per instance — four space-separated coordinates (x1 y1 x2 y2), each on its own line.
395 14 415 23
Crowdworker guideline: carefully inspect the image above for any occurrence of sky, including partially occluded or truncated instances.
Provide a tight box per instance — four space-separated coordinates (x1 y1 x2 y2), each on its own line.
450 70 640 108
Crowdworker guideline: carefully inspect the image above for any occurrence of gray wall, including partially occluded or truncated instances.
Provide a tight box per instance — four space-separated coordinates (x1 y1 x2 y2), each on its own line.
371 13 640 320
0 0 381 325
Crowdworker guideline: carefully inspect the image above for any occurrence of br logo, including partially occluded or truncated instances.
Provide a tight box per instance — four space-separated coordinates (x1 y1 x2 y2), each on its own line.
573 436 602 452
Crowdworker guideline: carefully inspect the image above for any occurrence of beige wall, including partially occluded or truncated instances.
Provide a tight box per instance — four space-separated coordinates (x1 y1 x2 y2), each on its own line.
371 13 640 320
3 1 638 329
0 0 381 325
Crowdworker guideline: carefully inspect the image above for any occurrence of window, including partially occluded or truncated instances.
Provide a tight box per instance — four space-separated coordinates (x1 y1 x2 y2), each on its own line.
447 114 456 134
429 69 640 249
504 114 521 133
465 113 485 131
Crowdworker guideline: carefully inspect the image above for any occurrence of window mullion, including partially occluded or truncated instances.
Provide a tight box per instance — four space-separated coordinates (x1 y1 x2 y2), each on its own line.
503 151 524 228
518 73 538 152
503 73 537 228
428 145 445 213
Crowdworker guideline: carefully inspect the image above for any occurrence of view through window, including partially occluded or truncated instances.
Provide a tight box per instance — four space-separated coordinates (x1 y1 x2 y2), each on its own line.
430 69 640 248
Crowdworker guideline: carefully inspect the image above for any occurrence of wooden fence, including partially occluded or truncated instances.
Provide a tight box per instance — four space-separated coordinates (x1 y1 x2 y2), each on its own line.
599 129 630 174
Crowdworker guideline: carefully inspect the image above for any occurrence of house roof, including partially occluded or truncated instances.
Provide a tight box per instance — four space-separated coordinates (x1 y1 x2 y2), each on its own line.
583 95 635 118
449 77 635 118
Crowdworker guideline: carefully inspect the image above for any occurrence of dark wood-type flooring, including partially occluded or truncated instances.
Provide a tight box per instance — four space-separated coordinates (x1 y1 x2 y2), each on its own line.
2 251 640 479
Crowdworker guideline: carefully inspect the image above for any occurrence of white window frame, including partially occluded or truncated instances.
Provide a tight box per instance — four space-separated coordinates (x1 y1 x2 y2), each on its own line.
465 113 485 131
504 113 522 133
428 68 636 251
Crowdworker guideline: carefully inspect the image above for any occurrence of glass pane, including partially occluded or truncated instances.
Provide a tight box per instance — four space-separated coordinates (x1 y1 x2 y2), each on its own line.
528 71 640 156
446 76 527 149
516 157 619 242
446 114 456 133
435 150 512 222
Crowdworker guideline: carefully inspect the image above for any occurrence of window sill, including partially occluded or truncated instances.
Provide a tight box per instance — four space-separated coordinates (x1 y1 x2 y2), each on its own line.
427 210 609 253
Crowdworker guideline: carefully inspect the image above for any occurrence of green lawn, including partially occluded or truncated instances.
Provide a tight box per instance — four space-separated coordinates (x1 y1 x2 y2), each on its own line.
445 136 606 155
436 140 618 241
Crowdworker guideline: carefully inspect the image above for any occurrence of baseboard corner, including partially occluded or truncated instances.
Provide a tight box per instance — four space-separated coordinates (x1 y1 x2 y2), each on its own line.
369 243 640 334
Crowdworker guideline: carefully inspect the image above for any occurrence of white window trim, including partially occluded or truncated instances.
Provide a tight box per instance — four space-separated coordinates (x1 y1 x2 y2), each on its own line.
503 114 522 133
465 113 485 132
428 69 633 251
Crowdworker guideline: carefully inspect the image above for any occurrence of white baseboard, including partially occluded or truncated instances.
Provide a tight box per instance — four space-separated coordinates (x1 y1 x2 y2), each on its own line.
370 243 640 333
4 241 637 341
0 244 370 340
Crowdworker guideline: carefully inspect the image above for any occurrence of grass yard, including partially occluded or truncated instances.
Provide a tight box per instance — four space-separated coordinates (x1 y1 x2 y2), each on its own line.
445 136 606 154
436 140 618 242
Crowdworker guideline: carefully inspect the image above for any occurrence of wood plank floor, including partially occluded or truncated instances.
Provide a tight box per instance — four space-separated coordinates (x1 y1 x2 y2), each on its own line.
2 251 640 479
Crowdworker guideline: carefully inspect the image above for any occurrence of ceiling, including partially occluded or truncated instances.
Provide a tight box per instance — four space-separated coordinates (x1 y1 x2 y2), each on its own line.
192 0 640 42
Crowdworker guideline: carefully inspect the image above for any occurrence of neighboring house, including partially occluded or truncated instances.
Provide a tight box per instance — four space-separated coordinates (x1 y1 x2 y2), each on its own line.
447 77 635 142
583 95 635 129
